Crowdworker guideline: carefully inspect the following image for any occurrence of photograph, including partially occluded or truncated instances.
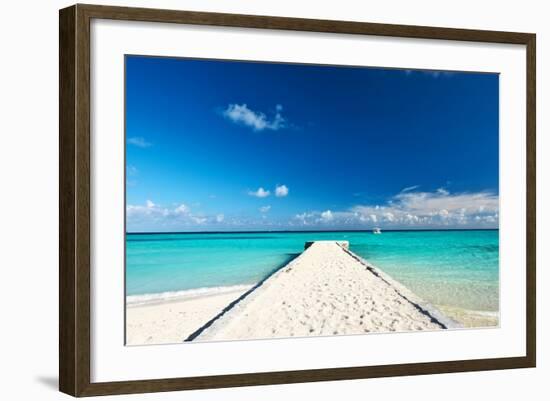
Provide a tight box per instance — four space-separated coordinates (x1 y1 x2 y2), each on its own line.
124 55 499 346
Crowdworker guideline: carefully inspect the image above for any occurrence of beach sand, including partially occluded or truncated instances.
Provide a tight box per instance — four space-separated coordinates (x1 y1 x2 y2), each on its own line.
126 289 249 345
193 241 452 342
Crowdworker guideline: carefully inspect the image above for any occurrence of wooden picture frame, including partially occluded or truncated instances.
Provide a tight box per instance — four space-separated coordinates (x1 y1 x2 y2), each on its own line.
59 3 536 397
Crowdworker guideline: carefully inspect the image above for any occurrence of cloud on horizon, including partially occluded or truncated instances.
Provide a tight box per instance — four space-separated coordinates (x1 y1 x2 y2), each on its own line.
321 210 334 221
222 104 286 132
292 189 499 228
126 189 499 232
127 200 219 230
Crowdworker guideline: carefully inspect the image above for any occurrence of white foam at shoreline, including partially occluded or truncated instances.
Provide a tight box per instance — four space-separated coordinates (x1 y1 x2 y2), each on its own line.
126 284 253 306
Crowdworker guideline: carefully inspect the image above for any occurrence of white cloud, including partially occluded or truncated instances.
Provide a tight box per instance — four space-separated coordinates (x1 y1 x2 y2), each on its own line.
192 216 207 224
352 189 498 227
401 185 419 192
127 188 499 231
126 199 167 219
294 212 315 225
292 189 499 229
405 214 419 223
275 184 289 197
174 204 189 215
295 212 312 220
321 210 334 221
127 200 214 228
127 137 151 148
248 187 270 198
392 190 497 215
383 212 395 222
222 104 286 131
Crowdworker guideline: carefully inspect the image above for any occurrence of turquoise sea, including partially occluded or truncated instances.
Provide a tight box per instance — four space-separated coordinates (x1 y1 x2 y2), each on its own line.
126 230 499 317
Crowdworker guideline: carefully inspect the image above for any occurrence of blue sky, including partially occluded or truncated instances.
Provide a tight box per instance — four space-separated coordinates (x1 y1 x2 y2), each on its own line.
126 56 499 232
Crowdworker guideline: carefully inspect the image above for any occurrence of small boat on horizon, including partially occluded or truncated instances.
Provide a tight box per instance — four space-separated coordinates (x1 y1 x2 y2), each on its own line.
373 227 382 234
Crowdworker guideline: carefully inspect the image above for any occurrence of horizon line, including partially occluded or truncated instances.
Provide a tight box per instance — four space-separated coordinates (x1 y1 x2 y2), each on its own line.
126 228 499 235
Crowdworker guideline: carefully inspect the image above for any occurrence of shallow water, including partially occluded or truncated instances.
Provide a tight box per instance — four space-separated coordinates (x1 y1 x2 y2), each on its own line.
126 230 498 315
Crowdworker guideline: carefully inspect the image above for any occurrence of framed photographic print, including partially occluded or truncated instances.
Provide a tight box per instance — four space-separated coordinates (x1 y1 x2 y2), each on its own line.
59 4 536 397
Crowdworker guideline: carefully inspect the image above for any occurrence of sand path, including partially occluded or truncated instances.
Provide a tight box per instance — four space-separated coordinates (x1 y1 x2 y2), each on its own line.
193 241 447 341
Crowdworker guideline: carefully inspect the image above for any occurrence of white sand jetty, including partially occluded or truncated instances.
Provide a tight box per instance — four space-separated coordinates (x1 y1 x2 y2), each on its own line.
188 241 459 342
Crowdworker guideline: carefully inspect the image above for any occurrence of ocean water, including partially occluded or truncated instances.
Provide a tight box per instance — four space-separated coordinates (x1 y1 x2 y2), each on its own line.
126 230 499 315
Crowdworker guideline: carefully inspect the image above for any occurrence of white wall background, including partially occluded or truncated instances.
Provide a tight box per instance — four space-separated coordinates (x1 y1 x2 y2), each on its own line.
0 0 546 400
